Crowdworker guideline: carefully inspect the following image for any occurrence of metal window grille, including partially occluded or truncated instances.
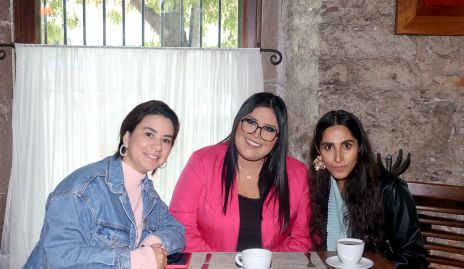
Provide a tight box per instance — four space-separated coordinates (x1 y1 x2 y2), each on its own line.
40 0 240 48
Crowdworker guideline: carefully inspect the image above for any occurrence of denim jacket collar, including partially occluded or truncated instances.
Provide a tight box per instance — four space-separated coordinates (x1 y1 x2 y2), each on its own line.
105 155 127 194
106 155 159 204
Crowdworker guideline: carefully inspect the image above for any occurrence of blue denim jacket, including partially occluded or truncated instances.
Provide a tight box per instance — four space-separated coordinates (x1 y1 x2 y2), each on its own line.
24 155 185 268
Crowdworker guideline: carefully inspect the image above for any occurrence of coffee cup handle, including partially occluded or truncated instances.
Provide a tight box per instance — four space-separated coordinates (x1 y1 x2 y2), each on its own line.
235 253 244 267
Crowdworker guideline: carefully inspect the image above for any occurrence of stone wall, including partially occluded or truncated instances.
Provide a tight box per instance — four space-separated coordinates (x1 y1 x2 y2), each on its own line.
262 0 464 185
0 0 13 241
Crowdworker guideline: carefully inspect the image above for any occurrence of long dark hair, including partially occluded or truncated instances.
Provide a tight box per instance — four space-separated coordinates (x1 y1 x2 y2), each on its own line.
221 92 290 232
116 100 180 159
309 110 384 249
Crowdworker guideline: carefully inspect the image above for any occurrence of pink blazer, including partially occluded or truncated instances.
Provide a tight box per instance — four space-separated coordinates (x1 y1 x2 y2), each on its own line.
169 143 313 252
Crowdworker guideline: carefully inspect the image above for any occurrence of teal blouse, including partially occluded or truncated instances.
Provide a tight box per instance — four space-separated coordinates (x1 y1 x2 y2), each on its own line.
326 176 347 251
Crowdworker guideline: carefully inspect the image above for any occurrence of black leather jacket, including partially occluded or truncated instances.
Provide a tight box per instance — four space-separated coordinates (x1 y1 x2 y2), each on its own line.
379 168 427 268
315 168 427 268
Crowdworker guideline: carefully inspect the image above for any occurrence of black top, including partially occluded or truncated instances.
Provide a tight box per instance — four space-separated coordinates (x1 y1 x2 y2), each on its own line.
236 194 262 251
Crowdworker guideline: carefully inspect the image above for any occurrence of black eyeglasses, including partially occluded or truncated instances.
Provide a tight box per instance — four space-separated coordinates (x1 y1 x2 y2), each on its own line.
240 117 279 142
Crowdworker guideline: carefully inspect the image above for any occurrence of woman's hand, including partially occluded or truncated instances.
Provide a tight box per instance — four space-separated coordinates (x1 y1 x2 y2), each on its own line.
149 243 168 269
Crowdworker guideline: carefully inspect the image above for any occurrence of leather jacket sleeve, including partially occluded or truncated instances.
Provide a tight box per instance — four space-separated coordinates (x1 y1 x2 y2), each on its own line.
381 170 427 269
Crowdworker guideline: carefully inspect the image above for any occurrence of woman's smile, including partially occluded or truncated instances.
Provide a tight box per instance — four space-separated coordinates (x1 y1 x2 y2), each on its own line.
245 137 262 148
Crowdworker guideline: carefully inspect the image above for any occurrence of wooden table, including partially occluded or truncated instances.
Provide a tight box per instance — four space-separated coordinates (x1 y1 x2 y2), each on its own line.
186 251 396 269
188 252 326 268
317 251 396 269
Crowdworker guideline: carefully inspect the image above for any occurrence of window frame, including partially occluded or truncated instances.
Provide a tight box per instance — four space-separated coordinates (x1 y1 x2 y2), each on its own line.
14 0 40 43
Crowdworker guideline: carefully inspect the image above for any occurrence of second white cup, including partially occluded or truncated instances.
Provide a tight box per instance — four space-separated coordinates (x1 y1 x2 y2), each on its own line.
336 238 365 265
235 248 272 269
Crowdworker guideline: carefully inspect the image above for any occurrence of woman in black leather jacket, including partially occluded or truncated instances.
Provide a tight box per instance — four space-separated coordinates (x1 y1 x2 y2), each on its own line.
308 110 426 268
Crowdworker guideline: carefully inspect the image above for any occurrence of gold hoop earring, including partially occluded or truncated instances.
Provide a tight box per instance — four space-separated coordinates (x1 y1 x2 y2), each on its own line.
313 155 326 171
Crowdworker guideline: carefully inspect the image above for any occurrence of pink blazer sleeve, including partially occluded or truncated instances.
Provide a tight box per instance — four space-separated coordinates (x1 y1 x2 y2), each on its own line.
169 152 213 252
275 166 312 251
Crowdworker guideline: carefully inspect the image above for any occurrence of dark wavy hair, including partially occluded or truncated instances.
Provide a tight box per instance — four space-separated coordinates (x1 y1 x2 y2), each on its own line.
309 110 384 250
115 100 180 171
220 92 290 232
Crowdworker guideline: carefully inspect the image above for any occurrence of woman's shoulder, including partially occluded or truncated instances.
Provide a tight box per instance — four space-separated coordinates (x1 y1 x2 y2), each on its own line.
285 155 308 172
379 168 407 189
379 168 412 200
51 156 114 197
191 142 228 159
285 155 309 185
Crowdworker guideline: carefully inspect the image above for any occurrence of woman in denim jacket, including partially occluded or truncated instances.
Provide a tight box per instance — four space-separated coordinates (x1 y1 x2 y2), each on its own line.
24 100 185 269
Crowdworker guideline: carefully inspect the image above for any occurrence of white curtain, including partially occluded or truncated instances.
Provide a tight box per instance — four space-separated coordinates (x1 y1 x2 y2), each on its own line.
0 44 263 269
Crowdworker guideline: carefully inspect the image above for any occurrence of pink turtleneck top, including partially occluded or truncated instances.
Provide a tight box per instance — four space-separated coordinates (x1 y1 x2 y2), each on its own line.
122 161 164 269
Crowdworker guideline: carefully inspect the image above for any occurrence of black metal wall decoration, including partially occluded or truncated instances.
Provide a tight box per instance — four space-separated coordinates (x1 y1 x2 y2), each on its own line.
0 43 283 66
260 48 282 65
0 43 15 60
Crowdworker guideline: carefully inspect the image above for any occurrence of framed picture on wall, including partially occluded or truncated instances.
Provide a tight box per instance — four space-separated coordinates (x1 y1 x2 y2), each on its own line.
396 0 464 35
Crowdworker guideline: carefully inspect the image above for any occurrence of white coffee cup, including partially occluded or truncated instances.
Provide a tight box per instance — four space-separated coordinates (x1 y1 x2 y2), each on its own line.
235 248 272 269
336 238 365 265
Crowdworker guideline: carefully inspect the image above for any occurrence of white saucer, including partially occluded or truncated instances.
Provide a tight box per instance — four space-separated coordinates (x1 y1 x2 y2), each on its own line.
237 267 272 269
326 256 373 269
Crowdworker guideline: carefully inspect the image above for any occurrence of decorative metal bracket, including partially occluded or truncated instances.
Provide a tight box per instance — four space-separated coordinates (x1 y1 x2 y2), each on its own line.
0 43 15 60
260 48 282 65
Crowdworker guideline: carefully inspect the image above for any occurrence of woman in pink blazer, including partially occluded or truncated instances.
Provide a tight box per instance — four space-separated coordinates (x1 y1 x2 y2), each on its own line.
170 92 312 252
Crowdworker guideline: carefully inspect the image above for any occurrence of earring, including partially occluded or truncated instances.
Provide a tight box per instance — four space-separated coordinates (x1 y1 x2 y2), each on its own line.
159 161 167 169
119 145 128 157
313 155 326 171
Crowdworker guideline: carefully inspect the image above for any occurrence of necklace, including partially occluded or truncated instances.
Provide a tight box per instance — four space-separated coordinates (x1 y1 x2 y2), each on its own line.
238 164 254 180
237 165 261 199
238 159 263 181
